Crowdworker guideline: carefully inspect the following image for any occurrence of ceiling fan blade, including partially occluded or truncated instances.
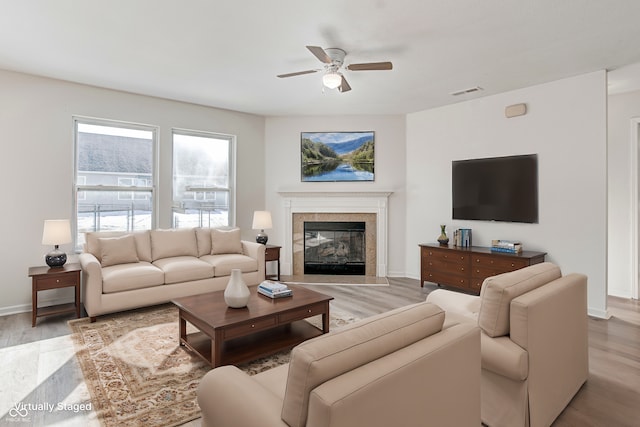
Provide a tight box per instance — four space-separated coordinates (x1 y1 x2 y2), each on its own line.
346 61 393 71
277 70 318 78
306 45 332 64
339 75 352 93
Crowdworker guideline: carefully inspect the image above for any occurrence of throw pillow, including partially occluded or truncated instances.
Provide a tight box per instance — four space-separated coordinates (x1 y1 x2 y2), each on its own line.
211 228 242 255
98 234 139 267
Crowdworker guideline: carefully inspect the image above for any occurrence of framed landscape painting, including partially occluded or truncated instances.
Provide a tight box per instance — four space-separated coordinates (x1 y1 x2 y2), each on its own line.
301 131 375 182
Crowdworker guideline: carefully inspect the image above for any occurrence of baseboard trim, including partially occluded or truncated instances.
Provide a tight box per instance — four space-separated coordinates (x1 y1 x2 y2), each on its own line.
0 296 75 317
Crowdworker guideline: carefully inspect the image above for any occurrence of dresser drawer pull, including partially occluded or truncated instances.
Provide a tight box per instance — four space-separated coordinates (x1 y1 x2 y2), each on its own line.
308 309 312 313
251 324 255 328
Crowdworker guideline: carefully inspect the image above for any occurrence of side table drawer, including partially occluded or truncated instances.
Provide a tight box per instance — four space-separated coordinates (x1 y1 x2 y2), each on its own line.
37 274 78 290
278 303 326 324
223 316 277 340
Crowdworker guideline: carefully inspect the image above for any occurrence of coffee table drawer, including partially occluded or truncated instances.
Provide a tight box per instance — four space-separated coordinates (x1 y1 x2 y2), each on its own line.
278 303 326 323
223 316 277 340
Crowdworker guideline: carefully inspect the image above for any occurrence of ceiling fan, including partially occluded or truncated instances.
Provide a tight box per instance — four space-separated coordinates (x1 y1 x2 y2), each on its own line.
277 45 393 93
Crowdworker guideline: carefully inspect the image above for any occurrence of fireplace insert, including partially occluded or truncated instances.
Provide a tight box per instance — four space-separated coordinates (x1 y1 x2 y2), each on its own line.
303 221 365 275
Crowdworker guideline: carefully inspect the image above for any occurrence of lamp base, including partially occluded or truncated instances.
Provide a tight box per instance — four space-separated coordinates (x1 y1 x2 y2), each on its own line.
45 248 67 268
256 231 269 245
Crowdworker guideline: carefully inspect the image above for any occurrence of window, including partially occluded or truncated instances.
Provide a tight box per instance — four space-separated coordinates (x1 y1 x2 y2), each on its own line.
74 117 157 249
172 129 234 228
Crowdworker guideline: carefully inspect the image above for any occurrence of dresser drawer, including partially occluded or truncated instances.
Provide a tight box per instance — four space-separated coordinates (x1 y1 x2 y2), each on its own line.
424 257 468 274
423 248 469 265
472 254 529 272
278 302 326 323
223 316 277 340
423 270 469 289
36 273 78 290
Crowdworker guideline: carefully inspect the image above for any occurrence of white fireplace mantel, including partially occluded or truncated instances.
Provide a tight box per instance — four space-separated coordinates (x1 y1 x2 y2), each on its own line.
278 191 393 277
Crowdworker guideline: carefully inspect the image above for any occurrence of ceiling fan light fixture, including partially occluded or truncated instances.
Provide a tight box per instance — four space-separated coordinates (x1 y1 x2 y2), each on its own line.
322 72 342 89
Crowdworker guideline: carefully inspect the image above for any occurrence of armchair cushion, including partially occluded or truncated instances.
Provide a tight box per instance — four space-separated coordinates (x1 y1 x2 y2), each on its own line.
478 262 561 337
282 302 445 427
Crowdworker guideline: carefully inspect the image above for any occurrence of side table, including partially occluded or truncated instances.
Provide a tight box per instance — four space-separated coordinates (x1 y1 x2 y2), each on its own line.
264 244 281 281
28 263 82 327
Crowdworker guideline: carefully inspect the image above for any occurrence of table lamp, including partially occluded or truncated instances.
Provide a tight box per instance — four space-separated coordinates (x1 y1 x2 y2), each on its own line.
252 211 272 244
42 219 72 267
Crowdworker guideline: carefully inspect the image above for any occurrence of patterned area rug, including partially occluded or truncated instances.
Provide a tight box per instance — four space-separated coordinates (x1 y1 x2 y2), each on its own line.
68 303 358 426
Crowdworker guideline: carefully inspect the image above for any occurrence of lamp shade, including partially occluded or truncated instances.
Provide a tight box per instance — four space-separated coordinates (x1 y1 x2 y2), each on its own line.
322 72 342 89
42 219 72 245
252 211 272 230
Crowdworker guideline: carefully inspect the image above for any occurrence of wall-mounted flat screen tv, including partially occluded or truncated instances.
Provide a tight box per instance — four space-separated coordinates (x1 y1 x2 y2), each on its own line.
452 154 538 223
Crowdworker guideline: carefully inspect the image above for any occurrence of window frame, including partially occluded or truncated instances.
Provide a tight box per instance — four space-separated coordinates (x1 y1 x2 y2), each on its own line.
73 116 159 250
171 128 236 229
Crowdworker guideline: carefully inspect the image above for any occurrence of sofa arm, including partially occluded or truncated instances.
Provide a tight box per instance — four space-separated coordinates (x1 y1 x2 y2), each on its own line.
197 365 288 427
79 252 103 318
242 240 266 277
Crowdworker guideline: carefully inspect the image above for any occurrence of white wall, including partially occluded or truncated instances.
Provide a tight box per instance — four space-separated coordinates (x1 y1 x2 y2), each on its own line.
608 89 640 298
406 71 609 317
263 115 406 276
0 69 265 315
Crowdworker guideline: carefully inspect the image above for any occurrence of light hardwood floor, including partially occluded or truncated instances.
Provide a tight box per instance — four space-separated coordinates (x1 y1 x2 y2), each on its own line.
1 277 639 426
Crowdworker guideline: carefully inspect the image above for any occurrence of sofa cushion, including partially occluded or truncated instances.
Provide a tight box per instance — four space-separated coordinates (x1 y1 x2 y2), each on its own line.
102 262 165 293
150 228 198 260
200 254 258 277
152 256 214 284
195 227 212 257
85 230 152 262
281 302 445 427
98 234 139 267
211 228 242 255
478 262 562 338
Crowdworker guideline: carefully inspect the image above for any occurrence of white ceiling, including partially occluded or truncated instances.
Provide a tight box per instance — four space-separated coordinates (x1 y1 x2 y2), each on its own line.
1 0 640 116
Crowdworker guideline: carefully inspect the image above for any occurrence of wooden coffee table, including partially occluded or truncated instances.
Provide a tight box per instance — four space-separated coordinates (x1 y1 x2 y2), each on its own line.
172 284 333 367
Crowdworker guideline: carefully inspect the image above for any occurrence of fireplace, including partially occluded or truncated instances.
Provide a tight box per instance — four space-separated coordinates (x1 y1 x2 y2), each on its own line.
304 221 366 275
279 191 392 277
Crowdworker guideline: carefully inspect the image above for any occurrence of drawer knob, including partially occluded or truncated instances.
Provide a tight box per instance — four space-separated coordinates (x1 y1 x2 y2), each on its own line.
308 309 312 313
511 263 515 267
56 279 60 283
251 324 255 328
461 267 464 271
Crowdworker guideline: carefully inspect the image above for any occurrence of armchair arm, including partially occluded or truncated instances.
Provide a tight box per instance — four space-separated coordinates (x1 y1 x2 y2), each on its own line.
197 365 288 427
426 289 481 320
79 252 103 318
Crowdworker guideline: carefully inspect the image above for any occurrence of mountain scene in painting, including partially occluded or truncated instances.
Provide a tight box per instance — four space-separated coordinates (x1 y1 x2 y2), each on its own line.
301 132 374 181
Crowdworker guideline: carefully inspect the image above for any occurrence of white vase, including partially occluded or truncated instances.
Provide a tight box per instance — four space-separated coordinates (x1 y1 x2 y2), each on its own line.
224 269 250 308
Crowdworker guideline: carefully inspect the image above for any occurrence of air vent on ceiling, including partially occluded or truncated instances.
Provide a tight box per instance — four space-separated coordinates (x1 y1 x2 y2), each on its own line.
450 86 483 96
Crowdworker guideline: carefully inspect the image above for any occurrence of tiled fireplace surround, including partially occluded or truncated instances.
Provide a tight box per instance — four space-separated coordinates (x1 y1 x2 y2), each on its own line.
279 191 392 277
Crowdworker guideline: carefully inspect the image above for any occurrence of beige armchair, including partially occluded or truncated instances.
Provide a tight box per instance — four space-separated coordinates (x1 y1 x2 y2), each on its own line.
426 262 588 427
197 301 481 427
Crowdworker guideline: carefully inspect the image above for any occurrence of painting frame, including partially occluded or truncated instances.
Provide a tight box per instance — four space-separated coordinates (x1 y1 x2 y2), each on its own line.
300 131 375 182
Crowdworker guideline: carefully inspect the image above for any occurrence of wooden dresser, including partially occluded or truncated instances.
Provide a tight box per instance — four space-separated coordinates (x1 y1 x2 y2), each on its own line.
419 243 547 294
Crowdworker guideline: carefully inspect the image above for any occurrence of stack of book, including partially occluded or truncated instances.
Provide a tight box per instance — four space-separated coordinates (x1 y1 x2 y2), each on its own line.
257 280 293 299
453 228 472 247
491 239 523 254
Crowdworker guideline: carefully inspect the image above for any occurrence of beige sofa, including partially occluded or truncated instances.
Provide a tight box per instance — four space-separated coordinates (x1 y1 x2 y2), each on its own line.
426 262 588 427
79 227 265 321
197 301 481 427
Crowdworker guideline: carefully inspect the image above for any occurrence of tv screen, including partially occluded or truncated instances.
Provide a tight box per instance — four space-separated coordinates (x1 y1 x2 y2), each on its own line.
452 154 538 223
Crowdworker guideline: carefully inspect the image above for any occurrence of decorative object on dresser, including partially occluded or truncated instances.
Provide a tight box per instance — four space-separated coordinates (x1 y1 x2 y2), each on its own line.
252 210 272 244
453 228 472 247
419 243 546 293
224 268 251 308
437 224 449 245
42 219 72 267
